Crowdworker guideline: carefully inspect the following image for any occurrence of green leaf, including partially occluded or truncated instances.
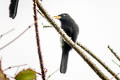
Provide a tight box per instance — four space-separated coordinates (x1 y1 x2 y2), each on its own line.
15 68 36 80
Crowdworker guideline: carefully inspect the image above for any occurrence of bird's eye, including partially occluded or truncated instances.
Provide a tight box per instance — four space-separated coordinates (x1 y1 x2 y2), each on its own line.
63 14 66 17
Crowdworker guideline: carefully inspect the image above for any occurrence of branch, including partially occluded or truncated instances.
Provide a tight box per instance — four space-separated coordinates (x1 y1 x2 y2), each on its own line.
46 68 59 80
0 26 31 51
112 60 120 67
36 1 110 80
3 64 27 71
108 45 120 62
0 28 14 40
32 0 45 80
77 43 120 80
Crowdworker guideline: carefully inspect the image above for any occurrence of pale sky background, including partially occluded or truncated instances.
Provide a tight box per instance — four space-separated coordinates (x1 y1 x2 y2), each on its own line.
0 0 120 80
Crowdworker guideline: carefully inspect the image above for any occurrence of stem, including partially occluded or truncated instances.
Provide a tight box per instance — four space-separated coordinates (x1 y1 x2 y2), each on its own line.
33 0 45 80
108 45 120 62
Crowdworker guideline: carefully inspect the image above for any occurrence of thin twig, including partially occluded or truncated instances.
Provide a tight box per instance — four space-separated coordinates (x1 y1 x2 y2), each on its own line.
37 9 45 18
33 0 45 80
112 60 120 67
3 64 27 71
36 1 110 80
46 68 59 80
77 43 120 80
0 28 14 40
108 45 120 62
0 26 31 51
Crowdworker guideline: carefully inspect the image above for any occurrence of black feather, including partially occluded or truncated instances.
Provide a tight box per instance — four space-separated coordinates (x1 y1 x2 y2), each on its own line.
58 13 79 73
9 0 19 19
60 44 70 73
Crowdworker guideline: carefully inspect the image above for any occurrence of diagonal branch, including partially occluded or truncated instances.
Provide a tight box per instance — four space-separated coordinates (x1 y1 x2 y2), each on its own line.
112 60 120 67
36 1 110 80
0 26 30 51
77 43 120 80
33 0 45 80
108 45 120 62
0 28 14 40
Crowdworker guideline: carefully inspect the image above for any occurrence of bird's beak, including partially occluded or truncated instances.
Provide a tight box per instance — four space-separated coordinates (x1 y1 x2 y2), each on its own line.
54 16 61 19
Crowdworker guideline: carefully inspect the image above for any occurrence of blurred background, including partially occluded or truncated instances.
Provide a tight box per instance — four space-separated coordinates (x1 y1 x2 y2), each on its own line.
0 0 120 80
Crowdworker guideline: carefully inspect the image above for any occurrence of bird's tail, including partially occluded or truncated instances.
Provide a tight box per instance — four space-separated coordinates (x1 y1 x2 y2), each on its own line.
60 49 69 73
9 0 19 19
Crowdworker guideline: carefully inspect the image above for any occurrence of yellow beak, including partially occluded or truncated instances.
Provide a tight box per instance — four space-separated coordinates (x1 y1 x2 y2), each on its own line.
54 16 61 19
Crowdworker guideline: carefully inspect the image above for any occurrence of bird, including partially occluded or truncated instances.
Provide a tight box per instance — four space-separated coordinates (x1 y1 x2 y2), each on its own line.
9 0 19 19
54 13 79 73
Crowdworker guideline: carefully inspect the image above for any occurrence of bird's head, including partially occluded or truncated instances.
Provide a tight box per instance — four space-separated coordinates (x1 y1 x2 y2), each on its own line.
54 13 72 22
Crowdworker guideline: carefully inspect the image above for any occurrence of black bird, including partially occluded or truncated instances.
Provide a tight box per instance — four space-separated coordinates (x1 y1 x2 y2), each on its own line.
9 0 19 19
54 13 79 73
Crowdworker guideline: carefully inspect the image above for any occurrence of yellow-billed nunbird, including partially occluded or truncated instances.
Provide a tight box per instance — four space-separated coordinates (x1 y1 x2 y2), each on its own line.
54 13 79 73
